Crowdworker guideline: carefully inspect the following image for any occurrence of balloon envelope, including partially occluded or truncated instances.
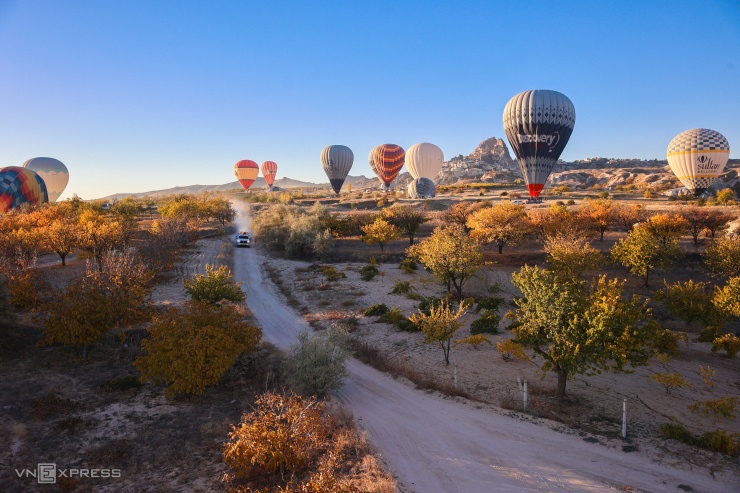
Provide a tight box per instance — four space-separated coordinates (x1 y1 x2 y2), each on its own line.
407 177 436 199
667 128 730 196
261 161 278 188
0 166 49 213
321 145 354 194
369 144 405 188
503 89 576 198
406 143 443 180
22 157 68 202
234 160 259 191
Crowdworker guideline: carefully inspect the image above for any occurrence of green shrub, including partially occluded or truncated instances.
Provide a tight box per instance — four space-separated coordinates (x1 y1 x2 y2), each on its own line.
400 258 417 273
475 296 505 313
697 325 723 343
653 329 688 356
698 429 739 455
363 304 389 316
418 296 445 314
184 264 245 304
396 318 421 332
660 422 695 444
378 306 405 324
360 264 379 281
712 333 740 358
390 281 414 295
321 265 346 282
286 328 350 397
470 310 501 335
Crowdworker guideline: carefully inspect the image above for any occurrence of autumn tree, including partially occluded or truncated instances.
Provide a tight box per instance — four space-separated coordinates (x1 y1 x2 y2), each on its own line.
528 203 590 242
578 199 614 241
77 210 124 272
714 277 740 318
544 235 603 280
204 196 236 225
611 225 681 286
0 210 44 272
0 274 11 320
110 197 142 239
184 264 245 304
442 201 491 233
287 327 350 397
223 392 330 483
361 217 400 253
716 188 735 206
135 301 261 396
151 215 199 248
679 206 733 245
408 224 484 298
612 203 647 232
158 194 208 221
467 202 530 254
39 205 80 266
704 234 740 278
644 213 688 245
656 280 725 330
382 203 429 245
409 299 470 365
511 266 659 397
40 252 152 356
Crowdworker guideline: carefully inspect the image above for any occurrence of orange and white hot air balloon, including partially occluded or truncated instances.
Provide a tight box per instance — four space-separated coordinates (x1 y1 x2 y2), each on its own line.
234 160 259 191
261 161 278 188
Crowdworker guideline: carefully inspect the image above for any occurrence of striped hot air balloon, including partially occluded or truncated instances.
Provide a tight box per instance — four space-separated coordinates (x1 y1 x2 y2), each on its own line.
22 157 68 202
407 177 435 199
667 128 730 196
369 144 405 189
321 145 354 195
406 143 443 181
503 90 576 199
234 160 259 191
0 166 49 213
261 161 278 188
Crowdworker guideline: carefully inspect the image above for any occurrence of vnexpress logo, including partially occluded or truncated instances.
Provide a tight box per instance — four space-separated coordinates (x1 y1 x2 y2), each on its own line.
15 463 121 483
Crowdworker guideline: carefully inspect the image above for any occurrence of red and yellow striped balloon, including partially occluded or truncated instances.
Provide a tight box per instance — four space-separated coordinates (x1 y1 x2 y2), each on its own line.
261 161 278 187
369 144 405 187
233 160 259 191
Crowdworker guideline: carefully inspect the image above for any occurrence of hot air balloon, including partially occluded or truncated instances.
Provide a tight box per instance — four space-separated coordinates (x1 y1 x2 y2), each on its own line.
503 90 576 200
0 166 49 214
261 161 278 189
234 160 259 192
369 144 405 189
320 145 354 195
406 143 443 181
407 178 436 199
22 157 68 202
667 128 730 196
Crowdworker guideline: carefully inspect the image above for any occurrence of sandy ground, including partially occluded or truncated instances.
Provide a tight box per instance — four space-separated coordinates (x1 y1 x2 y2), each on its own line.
230 204 739 493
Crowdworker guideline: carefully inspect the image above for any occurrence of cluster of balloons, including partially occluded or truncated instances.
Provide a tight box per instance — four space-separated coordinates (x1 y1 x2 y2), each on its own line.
232 88 730 200
319 142 444 198
0 157 69 214
233 160 280 192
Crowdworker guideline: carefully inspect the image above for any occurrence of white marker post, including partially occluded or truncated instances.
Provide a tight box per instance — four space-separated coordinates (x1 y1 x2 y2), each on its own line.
622 399 627 439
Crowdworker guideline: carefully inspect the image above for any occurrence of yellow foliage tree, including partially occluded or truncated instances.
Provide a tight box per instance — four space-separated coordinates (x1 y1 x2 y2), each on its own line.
578 198 614 241
135 301 261 396
409 299 470 364
77 210 124 272
467 202 530 254
361 217 400 253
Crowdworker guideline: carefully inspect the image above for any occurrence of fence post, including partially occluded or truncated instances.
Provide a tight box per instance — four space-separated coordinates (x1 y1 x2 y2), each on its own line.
622 399 627 439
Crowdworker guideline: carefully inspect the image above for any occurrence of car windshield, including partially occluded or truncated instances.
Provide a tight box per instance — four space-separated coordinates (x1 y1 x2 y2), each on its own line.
238 235 249 239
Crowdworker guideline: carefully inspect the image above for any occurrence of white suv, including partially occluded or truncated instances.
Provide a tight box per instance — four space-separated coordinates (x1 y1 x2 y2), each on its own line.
235 232 251 248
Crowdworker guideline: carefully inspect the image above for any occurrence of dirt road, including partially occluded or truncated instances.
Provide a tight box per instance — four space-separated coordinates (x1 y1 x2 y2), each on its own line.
231 206 734 493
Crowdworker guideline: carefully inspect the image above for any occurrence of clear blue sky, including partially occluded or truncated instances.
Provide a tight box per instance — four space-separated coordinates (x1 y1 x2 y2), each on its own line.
1 0 739 200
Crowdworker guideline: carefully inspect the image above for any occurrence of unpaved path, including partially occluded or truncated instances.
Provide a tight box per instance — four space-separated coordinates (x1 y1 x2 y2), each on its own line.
231 205 735 493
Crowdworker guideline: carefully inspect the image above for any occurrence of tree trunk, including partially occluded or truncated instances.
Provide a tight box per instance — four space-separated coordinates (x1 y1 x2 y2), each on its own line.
556 369 568 398
498 242 504 254
600 230 605 242
442 340 451 365
644 268 650 287
60 253 67 266
409 233 415 246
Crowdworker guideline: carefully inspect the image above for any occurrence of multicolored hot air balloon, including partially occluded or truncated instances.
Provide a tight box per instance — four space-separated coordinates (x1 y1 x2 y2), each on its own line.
369 144 405 189
0 166 49 213
667 128 730 196
406 143 443 181
234 160 259 192
407 177 435 199
22 157 68 202
321 145 354 195
503 90 576 199
261 161 278 189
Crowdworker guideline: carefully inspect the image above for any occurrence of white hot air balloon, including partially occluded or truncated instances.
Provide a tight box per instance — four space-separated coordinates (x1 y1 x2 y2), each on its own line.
22 157 69 202
405 143 444 181
666 128 730 196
